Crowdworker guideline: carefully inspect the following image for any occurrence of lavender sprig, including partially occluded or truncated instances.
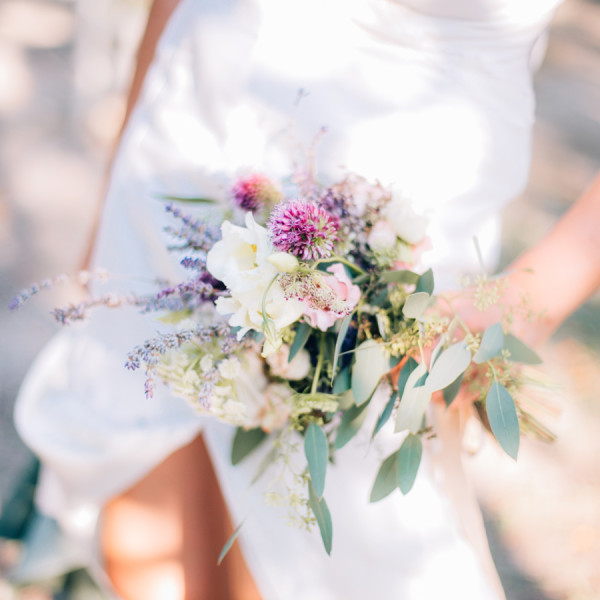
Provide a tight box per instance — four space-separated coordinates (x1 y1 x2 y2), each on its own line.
164 203 221 254
51 293 143 325
125 324 249 399
141 272 225 314
9 269 109 311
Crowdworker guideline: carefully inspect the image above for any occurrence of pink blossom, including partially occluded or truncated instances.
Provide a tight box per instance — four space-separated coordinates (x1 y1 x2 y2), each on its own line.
303 263 360 331
231 174 280 213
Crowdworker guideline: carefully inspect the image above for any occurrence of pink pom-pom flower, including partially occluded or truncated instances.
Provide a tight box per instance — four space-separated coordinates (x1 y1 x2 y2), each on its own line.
268 199 338 261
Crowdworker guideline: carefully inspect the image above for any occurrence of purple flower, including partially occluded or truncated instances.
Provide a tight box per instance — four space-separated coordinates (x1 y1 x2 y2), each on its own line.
268 199 339 261
231 174 280 213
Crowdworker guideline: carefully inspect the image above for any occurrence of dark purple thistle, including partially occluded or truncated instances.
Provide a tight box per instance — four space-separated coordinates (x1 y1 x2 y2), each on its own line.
268 199 339 261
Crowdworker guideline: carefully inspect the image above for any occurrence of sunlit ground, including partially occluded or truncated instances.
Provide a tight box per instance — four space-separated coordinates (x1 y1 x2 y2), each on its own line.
0 0 599 599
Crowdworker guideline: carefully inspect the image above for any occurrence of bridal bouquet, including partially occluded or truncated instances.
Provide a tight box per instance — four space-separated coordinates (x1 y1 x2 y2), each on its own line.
12 168 546 556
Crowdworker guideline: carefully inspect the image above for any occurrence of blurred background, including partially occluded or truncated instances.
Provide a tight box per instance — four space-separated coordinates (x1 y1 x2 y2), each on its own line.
0 0 599 598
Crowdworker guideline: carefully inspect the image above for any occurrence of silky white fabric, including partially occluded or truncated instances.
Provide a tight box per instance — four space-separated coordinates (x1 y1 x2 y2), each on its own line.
15 0 561 597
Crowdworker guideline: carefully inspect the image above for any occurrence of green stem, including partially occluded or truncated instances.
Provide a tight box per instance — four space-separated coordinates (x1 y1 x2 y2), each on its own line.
439 294 472 336
261 274 280 322
489 361 499 383
311 332 326 394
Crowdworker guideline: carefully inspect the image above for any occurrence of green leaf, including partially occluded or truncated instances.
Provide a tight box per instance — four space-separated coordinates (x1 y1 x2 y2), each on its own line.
397 357 418 395
304 423 328 498
308 481 333 555
473 323 504 364
415 268 434 295
389 355 403 369
376 312 389 339
371 288 390 307
486 381 520 460
397 434 423 494
218 520 245 565
231 427 267 465
442 372 464 407
425 341 471 392
503 333 542 365
251 446 279 484
351 339 388 405
159 194 217 204
402 292 431 319
395 364 430 433
289 322 312 362
332 365 351 394
372 391 398 438
428 336 446 369
157 309 193 324
335 402 368 449
370 451 400 503
379 270 420 285
331 314 352 381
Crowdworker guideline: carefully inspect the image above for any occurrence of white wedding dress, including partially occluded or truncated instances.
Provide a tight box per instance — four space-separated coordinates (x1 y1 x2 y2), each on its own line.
15 0 562 598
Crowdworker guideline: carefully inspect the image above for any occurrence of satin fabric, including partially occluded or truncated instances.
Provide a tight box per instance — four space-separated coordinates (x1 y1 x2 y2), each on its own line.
16 1 561 597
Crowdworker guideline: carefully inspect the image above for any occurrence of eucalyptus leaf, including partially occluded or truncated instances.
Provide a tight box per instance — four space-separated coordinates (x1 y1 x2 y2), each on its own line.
335 402 369 449
217 520 245 565
372 288 390 307
389 355 403 369
351 339 388 405
304 423 328 498
429 334 447 369
473 323 504 364
159 194 217 204
372 391 398 438
503 333 542 365
486 381 520 460
331 314 352 380
442 372 464 407
376 312 388 339
369 451 399 503
308 482 333 555
397 357 418 396
425 341 471 392
231 427 267 465
251 446 279 484
402 292 431 319
379 270 420 285
397 434 423 494
332 365 352 394
288 322 312 362
415 268 434 295
395 364 430 433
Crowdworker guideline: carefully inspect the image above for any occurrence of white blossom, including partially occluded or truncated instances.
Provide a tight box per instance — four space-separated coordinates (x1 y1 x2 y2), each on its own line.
207 212 304 340
384 191 428 245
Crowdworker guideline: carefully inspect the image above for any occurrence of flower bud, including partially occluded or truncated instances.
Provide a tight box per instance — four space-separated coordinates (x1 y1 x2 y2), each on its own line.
267 252 300 273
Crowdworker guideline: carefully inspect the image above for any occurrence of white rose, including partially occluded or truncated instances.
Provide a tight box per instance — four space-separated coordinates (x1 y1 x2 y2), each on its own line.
384 192 428 245
266 344 311 380
367 220 397 250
